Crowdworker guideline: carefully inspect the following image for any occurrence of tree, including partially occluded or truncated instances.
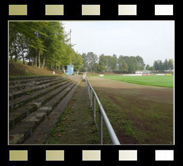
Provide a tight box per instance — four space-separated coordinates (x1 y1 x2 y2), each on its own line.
111 54 117 71
73 53 82 72
146 64 150 70
164 59 168 70
118 55 128 72
117 55 145 73
168 59 174 69
159 60 164 70
136 55 145 70
153 59 173 72
149 66 155 70
9 21 80 71
9 22 47 67
98 54 107 72
86 52 98 72
80 53 87 72
125 56 138 73
104 55 117 72
153 60 159 70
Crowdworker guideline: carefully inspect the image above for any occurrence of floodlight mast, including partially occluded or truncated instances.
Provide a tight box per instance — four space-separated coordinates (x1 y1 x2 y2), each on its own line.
70 29 71 65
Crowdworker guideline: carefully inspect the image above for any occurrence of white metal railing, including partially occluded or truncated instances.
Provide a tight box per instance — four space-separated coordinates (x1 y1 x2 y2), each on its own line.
84 74 120 145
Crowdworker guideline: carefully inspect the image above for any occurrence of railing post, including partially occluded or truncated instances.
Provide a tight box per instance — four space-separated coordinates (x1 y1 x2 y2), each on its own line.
87 81 91 109
99 108 103 144
90 88 92 108
88 83 90 101
93 96 96 123
86 76 120 145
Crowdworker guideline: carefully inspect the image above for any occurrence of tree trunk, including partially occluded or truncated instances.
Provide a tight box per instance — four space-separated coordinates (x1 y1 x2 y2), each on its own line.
10 55 13 62
35 55 37 66
15 54 18 63
42 56 45 68
38 52 40 68
62 65 65 73
22 55 25 64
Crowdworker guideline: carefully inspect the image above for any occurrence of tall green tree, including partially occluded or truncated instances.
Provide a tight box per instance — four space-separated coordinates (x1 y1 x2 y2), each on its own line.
153 59 173 71
9 21 80 72
164 59 168 70
118 55 129 72
136 55 145 70
146 64 150 70
153 60 159 70
73 53 82 72
111 54 117 71
80 53 87 72
168 59 174 69
98 54 107 72
86 52 98 72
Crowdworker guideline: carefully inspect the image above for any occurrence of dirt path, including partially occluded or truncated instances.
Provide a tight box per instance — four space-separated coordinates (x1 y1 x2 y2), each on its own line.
88 76 173 144
47 80 98 144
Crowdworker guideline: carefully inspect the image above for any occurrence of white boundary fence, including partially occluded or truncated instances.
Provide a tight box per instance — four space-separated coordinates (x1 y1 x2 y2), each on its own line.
84 73 120 145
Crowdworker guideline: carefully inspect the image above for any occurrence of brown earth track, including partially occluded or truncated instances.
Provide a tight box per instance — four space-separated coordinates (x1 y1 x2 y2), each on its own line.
88 76 173 144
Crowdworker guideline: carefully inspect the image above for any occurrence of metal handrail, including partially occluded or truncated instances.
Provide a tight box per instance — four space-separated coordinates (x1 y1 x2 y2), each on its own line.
84 74 120 145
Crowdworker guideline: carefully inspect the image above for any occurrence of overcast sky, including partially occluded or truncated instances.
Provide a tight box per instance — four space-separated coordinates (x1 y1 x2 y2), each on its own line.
61 21 174 66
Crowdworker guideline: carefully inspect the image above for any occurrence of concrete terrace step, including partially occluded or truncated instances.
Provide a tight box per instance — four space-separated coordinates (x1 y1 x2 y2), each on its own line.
9 76 59 85
9 81 72 130
23 77 82 144
9 78 64 100
9 76 51 81
9 77 60 92
9 79 68 112
9 81 78 144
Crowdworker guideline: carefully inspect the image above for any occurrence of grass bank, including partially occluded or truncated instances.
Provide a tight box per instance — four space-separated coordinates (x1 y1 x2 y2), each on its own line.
9 62 62 76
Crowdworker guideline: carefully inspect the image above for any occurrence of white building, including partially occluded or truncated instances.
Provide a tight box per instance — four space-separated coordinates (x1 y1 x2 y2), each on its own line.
135 70 151 74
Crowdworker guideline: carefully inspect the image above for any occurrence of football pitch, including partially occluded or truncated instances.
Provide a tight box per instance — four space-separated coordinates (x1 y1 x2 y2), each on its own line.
101 75 173 88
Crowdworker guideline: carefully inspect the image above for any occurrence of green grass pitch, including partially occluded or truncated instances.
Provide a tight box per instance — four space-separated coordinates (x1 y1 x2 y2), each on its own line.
101 75 173 88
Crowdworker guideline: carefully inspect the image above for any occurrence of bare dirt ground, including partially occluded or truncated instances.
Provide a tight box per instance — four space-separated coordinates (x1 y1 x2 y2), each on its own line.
88 76 173 144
